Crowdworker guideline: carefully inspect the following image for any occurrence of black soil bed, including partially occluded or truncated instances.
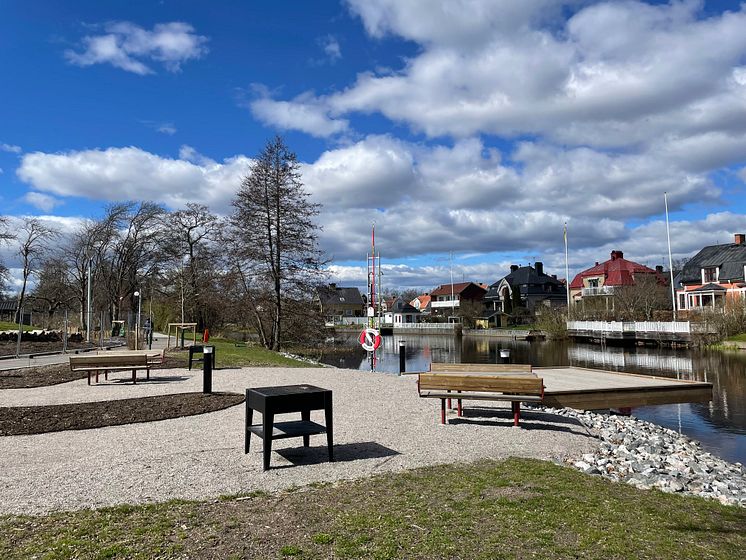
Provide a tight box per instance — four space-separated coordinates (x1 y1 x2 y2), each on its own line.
0 392 244 436
0 354 187 389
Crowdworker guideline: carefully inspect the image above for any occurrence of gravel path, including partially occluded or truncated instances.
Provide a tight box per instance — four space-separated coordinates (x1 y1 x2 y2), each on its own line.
0 367 595 515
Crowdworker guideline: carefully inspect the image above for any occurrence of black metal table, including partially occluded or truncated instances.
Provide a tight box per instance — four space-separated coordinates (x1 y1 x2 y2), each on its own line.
245 384 333 470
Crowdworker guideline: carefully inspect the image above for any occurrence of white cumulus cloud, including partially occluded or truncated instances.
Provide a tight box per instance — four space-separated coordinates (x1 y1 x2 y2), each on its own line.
23 192 63 213
65 21 208 75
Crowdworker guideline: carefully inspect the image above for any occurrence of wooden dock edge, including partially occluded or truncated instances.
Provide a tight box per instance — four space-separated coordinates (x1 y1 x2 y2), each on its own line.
543 384 713 410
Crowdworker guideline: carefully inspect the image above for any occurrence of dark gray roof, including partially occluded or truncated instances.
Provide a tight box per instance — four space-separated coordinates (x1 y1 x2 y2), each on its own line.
317 286 364 306
0 300 18 312
390 297 419 314
485 265 564 299
689 283 728 293
680 243 746 283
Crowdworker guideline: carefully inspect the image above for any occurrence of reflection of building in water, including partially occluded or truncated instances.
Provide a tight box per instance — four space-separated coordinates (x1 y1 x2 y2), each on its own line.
568 346 693 376
690 351 746 433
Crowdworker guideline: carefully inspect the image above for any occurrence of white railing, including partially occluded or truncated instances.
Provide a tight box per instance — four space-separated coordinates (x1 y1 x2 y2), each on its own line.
581 286 616 297
567 321 691 334
393 323 459 330
430 300 460 309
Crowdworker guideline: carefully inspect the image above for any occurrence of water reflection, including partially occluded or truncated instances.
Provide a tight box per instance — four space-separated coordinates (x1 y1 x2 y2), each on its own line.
319 333 746 464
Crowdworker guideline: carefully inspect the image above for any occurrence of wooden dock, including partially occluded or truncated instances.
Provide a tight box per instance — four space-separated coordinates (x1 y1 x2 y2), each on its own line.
536 366 712 410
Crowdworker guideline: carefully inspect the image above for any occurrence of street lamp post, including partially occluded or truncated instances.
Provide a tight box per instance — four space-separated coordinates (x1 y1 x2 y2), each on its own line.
134 291 141 350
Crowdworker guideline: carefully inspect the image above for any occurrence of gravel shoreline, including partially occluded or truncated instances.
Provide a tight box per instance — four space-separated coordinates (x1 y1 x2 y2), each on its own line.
0 366 595 515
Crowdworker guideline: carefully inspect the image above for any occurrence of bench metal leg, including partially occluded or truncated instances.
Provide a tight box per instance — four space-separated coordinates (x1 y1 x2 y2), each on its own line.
132 369 136 384
512 402 521 426
88 372 91 385
440 399 446 424
457 398 462 417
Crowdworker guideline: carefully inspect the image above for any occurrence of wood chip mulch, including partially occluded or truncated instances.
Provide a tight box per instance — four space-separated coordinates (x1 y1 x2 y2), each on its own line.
0 392 245 436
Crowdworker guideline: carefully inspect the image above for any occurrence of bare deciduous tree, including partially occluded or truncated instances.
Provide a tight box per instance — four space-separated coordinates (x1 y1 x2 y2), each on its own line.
15 218 58 322
29 255 76 328
0 216 15 296
226 136 326 350
99 202 165 320
163 203 219 330
614 274 672 320
63 207 127 331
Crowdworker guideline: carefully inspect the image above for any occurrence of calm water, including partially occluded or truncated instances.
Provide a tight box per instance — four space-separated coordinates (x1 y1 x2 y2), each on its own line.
318 333 746 465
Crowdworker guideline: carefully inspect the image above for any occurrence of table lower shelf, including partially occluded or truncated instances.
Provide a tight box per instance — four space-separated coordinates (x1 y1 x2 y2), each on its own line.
247 420 327 440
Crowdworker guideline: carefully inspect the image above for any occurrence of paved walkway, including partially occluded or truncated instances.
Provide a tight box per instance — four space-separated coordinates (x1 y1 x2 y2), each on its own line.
0 332 170 370
0 365 596 515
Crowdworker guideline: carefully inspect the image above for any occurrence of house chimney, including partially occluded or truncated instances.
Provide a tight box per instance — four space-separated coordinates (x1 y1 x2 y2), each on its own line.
595 262 599 266
735 233 746 245
551 274 557 279
610 250 623 260
535 262 544 275
510 264 519 272
655 265 663 274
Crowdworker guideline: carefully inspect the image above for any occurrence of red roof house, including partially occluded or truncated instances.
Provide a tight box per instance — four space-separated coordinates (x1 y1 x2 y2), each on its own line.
569 250 665 301
429 282 487 315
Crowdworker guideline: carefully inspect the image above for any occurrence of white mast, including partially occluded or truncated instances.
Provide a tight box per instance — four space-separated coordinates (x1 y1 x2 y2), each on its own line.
564 222 570 308
665 192 677 321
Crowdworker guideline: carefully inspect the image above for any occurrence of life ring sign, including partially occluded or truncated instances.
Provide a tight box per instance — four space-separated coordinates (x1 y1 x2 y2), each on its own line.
359 328 382 351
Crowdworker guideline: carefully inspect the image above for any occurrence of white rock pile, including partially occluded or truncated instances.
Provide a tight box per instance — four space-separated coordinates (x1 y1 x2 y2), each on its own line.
545 407 746 507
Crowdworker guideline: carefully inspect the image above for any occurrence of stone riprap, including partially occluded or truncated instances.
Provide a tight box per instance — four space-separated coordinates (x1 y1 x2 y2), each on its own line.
542 407 746 507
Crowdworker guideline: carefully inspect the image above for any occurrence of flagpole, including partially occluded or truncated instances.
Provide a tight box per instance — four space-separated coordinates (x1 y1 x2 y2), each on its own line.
664 193 677 321
564 222 570 309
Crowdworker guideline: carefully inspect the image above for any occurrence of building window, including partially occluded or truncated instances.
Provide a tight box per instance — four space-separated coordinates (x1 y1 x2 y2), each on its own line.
703 267 718 283
587 278 599 288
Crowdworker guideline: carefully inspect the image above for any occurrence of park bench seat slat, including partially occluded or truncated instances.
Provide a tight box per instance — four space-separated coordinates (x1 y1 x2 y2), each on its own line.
418 367 544 427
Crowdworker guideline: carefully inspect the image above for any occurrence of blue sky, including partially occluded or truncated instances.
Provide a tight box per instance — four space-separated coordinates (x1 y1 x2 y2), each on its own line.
2 0 746 292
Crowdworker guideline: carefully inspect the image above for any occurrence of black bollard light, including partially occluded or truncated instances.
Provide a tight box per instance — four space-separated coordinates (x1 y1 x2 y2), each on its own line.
499 348 511 364
203 345 213 393
398 339 406 374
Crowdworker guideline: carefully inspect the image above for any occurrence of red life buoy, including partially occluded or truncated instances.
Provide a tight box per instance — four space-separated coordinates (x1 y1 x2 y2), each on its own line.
359 328 381 351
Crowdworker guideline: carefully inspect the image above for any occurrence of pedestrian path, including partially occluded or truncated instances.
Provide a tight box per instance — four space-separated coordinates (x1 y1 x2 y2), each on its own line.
0 332 169 370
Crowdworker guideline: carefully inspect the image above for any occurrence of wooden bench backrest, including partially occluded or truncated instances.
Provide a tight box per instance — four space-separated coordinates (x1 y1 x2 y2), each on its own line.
430 362 532 373
69 354 149 368
113 350 164 361
419 373 543 395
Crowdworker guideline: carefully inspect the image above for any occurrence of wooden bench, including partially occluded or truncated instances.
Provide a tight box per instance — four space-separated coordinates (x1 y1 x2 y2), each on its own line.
69 354 151 385
418 371 544 426
429 362 533 374
114 349 165 367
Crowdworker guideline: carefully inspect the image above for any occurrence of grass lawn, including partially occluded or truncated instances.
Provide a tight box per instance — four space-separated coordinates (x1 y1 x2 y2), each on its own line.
0 321 36 332
725 333 746 342
168 338 310 368
1 458 743 559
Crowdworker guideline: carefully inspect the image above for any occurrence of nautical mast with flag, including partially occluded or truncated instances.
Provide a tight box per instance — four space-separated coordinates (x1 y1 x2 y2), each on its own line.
361 223 383 368
367 223 382 329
